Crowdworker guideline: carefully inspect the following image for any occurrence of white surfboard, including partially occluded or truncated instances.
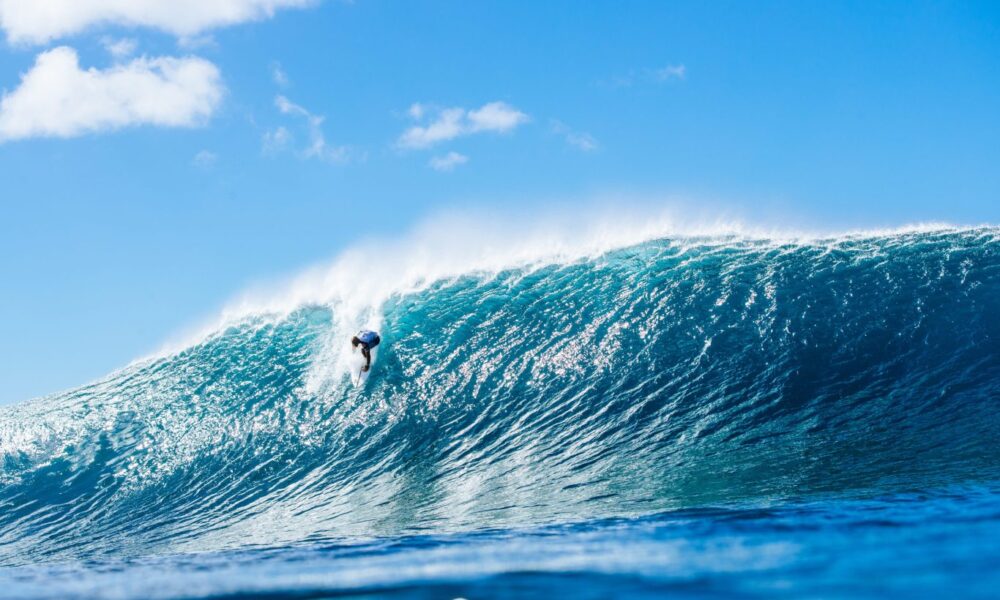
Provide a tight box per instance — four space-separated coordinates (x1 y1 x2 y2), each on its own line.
351 346 377 388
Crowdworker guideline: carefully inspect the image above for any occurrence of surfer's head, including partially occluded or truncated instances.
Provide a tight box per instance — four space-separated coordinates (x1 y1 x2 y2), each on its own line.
351 336 361 348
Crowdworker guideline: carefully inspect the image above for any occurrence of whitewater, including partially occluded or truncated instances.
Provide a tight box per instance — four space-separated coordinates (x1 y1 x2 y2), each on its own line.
1 221 999 598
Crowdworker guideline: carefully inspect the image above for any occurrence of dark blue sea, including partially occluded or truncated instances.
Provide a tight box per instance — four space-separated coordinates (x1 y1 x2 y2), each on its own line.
2 228 999 598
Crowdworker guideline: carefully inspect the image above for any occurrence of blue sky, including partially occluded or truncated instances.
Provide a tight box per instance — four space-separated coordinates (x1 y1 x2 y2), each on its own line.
0 1 998 404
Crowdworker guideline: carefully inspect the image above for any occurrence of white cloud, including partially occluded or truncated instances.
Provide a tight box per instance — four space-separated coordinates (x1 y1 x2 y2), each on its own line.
193 149 217 167
565 131 598 151
551 119 598 152
101 36 137 59
0 0 315 45
398 107 464 149
270 61 288 87
467 102 528 132
652 64 686 82
406 102 425 120
177 34 218 50
276 94 310 118
262 125 291 154
0 46 223 142
429 151 468 172
398 101 528 149
603 64 687 88
269 95 350 163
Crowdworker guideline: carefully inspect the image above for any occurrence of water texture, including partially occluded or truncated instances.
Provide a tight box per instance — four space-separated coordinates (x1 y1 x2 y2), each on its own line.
2 227 999 597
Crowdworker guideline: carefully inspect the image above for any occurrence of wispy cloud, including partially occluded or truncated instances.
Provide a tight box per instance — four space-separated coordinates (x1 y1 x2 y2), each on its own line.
270 61 289 87
177 34 218 50
652 64 686 82
100 36 138 60
0 0 317 45
603 63 687 88
276 95 312 119
398 101 529 149
267 95 352 163
193 149 218 168
0 46 223 142
550 120 598 152
262 125 292 154
429 151 468 172
407 102 426 120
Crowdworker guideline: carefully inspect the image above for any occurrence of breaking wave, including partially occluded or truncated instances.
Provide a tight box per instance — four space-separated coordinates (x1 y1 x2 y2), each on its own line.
2 224 999 566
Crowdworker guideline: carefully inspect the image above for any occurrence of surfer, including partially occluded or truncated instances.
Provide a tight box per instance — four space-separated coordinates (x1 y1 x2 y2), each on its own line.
351 330 381 372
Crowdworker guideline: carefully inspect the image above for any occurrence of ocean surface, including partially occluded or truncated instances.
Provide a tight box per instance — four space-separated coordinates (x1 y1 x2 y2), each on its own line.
2 226 999 598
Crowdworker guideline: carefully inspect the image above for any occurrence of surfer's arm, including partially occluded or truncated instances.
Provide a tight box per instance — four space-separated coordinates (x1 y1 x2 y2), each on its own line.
362 347 372 370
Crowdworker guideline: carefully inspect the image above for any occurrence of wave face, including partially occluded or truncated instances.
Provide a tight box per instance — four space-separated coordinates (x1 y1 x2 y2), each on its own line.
2 227 999 566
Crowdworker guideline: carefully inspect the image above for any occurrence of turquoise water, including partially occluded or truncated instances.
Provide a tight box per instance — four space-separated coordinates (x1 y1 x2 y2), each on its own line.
2 228 999 597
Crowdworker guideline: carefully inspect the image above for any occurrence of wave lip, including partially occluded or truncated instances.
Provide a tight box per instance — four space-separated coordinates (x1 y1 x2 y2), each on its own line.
159 217 985 354
1 226 999 564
